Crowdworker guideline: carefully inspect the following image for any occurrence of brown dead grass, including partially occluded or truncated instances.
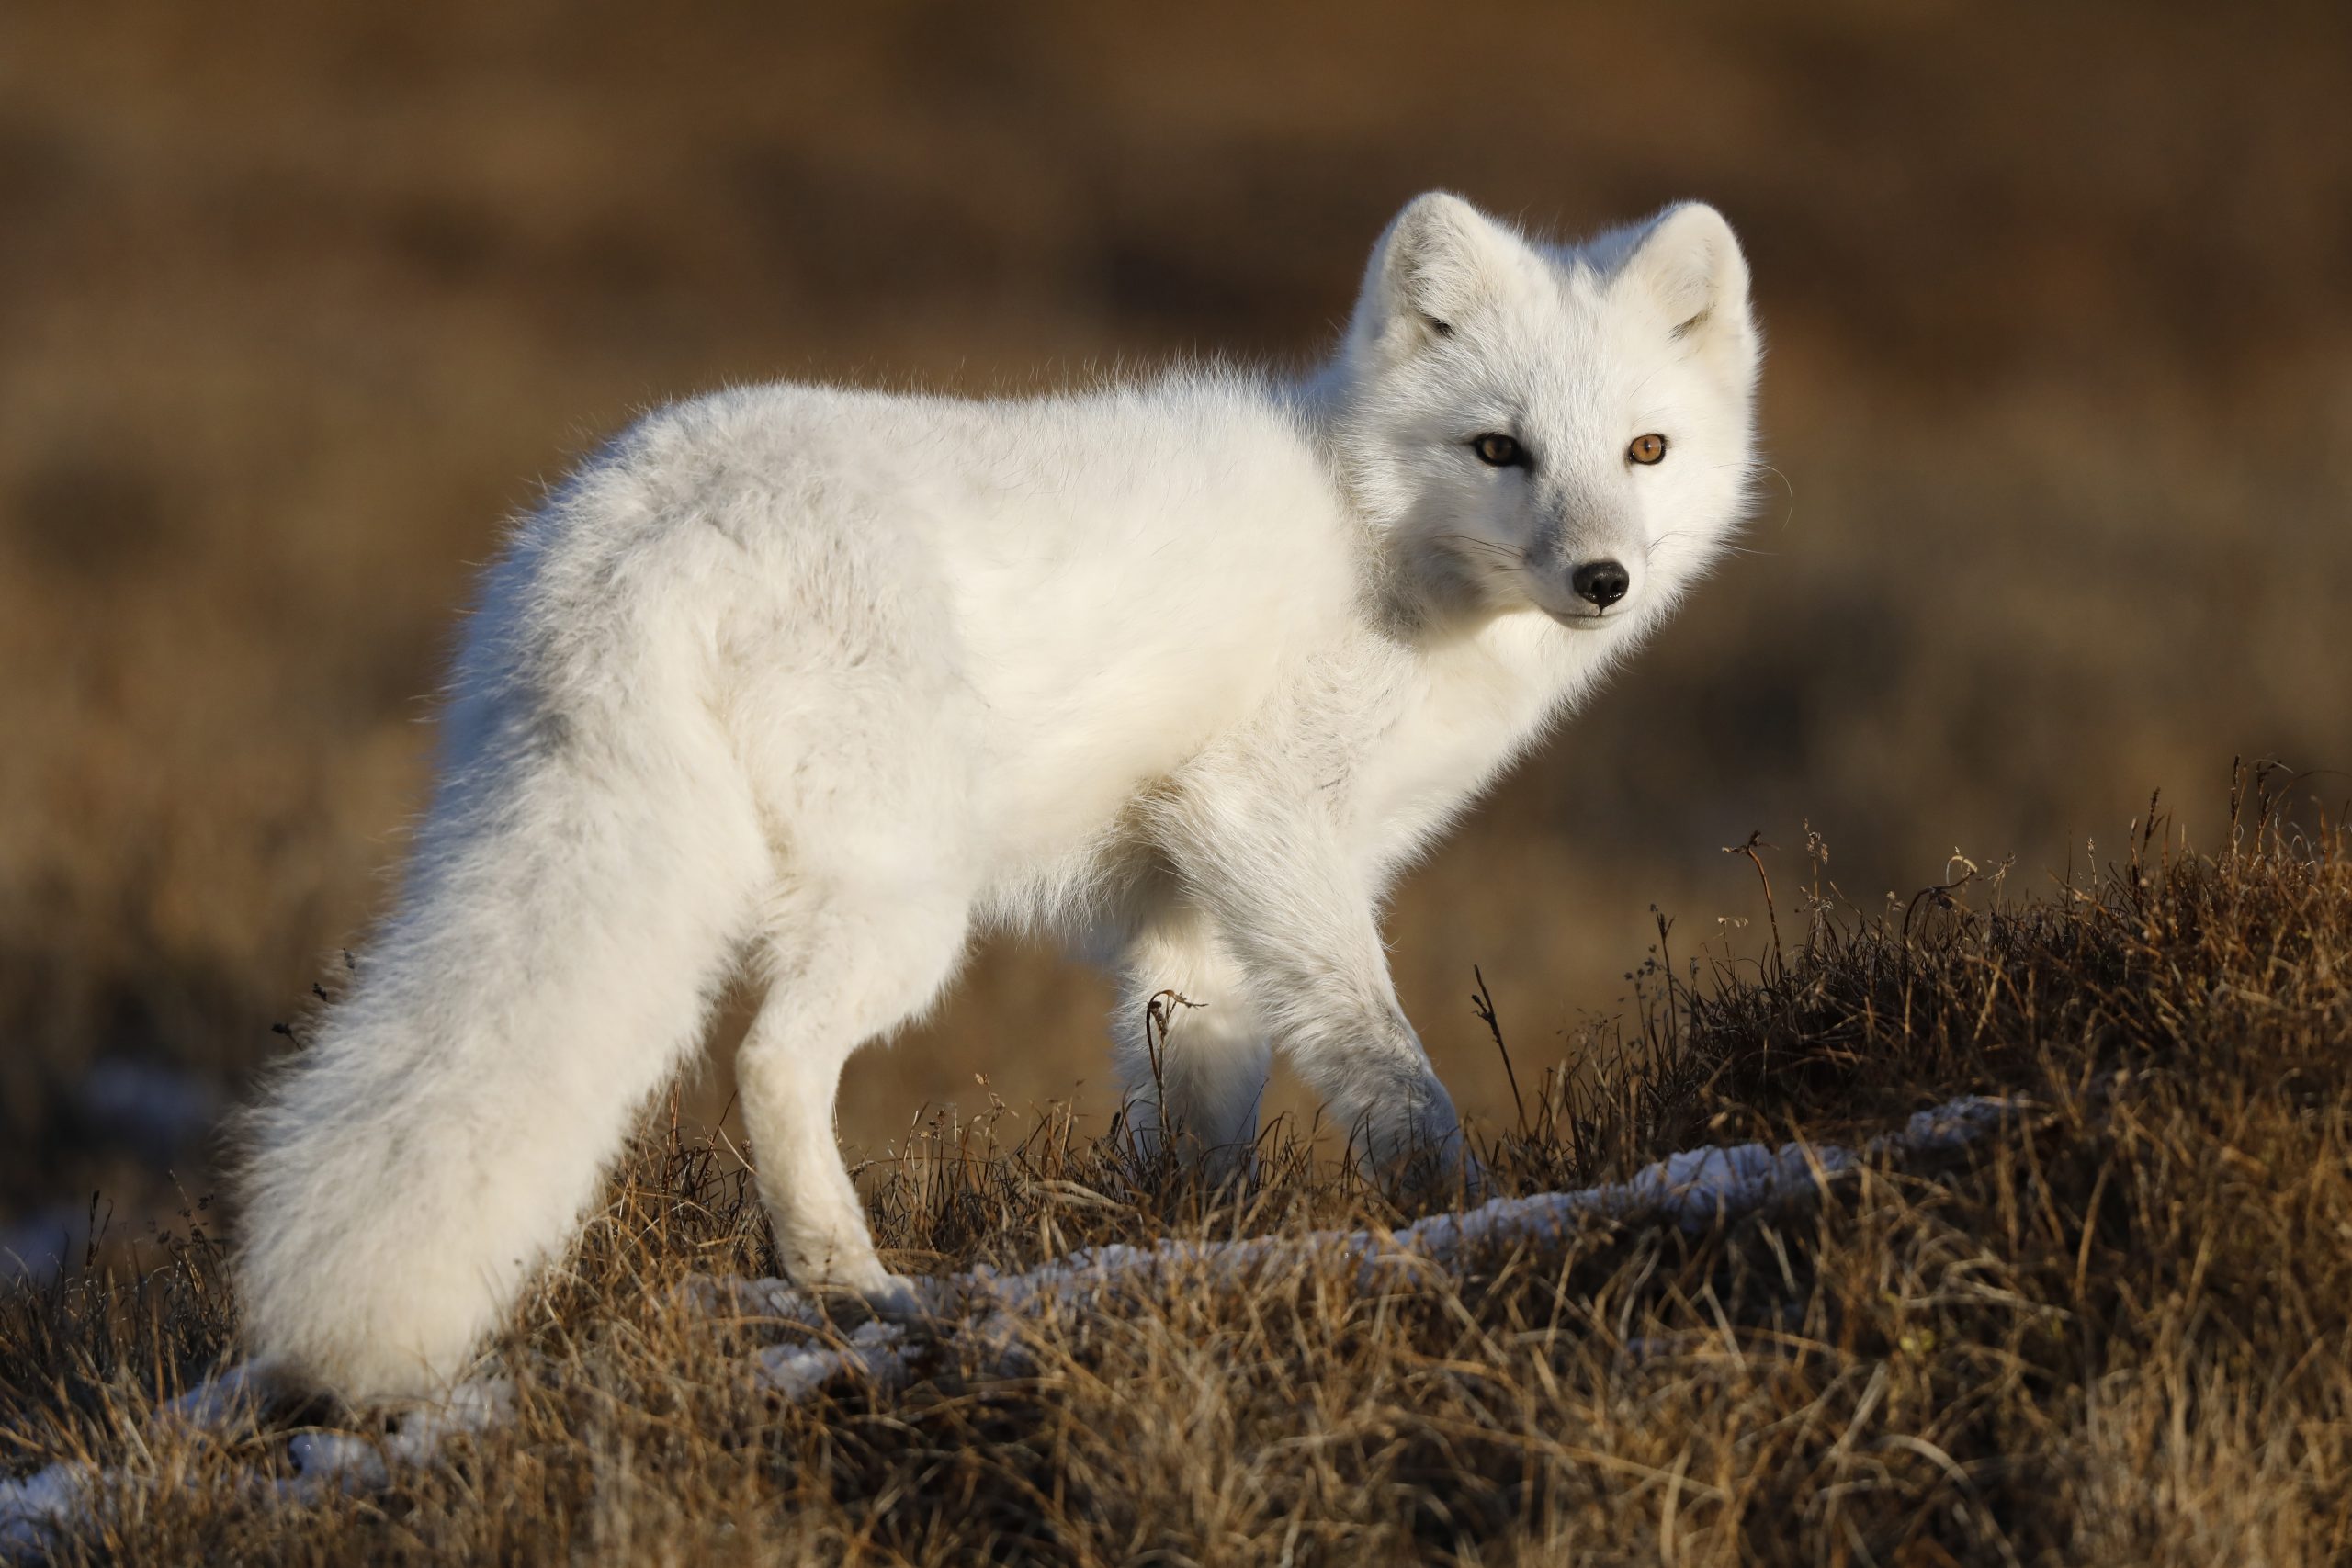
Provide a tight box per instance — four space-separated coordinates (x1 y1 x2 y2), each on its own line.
5 773 2348 1564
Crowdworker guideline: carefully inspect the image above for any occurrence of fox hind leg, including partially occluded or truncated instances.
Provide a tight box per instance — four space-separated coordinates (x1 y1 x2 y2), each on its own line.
734 883 971 1312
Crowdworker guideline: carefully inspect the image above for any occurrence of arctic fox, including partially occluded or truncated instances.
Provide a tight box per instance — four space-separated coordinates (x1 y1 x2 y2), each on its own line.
236 192 1760 1403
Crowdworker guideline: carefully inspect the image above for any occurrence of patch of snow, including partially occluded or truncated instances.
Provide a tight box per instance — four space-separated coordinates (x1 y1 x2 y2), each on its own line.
285 1431 389 1495
725 1094 2017 1396
162 1360 268 1429
273 1382 514 1504
1893 1095 2019 1151
0 1463 88 1557
758 1321 917 1402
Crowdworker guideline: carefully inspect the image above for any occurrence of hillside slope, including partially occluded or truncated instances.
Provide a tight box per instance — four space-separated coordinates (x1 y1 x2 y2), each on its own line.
5 778 2349 1565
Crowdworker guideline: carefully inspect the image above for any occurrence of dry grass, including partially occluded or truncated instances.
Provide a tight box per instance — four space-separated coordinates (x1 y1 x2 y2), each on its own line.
6 773 2348 1564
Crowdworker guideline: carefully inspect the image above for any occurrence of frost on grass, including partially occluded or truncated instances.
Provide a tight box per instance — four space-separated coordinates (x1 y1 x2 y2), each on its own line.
0 1364 514 1557
718 1094 2016 1399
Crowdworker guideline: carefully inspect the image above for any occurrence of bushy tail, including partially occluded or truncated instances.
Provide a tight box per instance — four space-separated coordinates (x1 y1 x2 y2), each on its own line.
235 657 768 1404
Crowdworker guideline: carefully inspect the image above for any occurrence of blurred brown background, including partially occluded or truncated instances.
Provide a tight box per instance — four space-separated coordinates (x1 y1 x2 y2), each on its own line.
4 1 2347 1263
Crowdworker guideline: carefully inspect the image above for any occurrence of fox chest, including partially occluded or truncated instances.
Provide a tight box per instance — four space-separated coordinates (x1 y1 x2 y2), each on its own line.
1344 637 1563 862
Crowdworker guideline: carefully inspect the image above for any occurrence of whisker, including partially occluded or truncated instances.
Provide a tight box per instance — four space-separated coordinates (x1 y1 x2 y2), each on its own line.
1431 532 1525 563
1751 462 1795 531
1649 528 1778 562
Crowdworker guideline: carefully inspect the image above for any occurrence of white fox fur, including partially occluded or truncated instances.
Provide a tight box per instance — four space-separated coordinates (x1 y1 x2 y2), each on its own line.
236 193 1761 1403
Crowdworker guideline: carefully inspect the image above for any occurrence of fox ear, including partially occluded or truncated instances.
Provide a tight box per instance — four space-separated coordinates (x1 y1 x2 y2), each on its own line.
1348 192 1526 356
1617 202 1754 364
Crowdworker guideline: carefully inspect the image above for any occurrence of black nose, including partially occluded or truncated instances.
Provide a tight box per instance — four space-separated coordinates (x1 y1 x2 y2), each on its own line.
1571 559 1630 609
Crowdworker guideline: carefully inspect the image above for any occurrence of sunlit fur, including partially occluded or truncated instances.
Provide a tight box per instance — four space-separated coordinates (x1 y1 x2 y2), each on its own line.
235 193 1762 1403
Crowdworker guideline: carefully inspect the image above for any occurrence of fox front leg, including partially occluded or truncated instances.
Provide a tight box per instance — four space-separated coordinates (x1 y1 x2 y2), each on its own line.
1148 762 1466 1186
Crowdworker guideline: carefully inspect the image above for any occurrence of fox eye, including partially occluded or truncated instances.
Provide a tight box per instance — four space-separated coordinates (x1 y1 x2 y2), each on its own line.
1471 433 1524 468
1627 433 1668 466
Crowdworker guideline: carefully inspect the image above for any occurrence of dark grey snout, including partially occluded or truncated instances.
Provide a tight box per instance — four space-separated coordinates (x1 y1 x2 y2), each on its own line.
1570 559 1630 609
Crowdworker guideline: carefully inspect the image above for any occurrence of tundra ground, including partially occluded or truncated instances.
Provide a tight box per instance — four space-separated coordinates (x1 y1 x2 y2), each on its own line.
6 780 2347 1564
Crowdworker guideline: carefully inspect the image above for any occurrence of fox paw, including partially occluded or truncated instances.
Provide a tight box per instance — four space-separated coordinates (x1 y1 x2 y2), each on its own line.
794 1261 936 1327
855 1270 933 1324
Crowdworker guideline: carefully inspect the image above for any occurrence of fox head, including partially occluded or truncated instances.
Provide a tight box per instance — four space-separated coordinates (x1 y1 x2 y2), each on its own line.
1328 192 1760 635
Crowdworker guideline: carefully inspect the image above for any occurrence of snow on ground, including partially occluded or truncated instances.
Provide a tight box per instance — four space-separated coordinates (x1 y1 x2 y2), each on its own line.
727 1094 2020 1402
0 1096 2020 1559
0 1463 87 1558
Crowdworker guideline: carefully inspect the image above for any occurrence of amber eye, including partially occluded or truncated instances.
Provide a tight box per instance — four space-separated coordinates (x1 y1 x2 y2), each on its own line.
1472 433 1524 468
1627 433 1668 466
